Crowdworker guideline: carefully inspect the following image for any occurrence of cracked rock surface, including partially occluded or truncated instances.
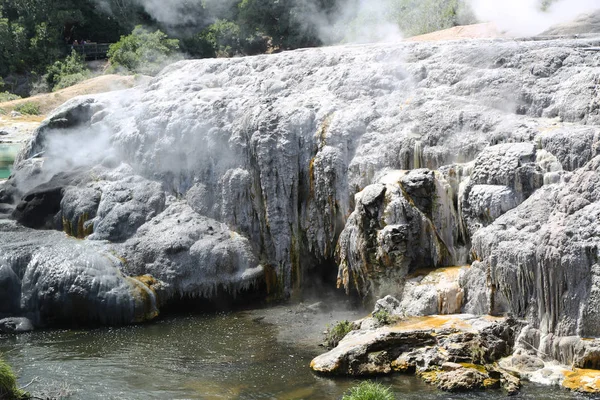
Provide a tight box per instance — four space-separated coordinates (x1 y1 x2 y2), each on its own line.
0 35 599 338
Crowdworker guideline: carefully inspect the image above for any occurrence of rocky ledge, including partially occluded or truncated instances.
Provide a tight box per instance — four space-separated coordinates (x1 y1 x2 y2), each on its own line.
311 313 523 394
311 293 600 395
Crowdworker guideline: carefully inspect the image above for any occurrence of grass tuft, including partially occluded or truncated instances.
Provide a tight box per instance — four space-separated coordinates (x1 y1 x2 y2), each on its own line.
342 381 395 400
324 320 356 349
373 309 394 325
0 356 29 399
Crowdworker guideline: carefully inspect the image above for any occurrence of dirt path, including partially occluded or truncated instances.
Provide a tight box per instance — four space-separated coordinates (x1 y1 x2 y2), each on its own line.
0 74 141 116
407 23 504 42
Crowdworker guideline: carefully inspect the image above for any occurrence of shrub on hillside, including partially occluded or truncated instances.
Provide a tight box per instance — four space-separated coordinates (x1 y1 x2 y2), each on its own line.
44 50 90 92
0 92 20 102
373 309 394 325
14 102 40 115
108 26 181 75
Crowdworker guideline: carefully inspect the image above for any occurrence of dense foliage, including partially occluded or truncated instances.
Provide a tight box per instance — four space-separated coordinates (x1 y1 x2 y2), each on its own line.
389 0 475 36
44 50 90 91
108 26 180 75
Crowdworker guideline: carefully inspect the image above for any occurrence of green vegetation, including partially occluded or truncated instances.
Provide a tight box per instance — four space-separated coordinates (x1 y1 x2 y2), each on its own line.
388 0 475 37
0 92 20 102
0 357 29 400
0 77 20 102
198 19 252 58
373 309 394 325
14 102 40 115
342 381 395 400
44 50 90 91
107 26 181 75
325 320 356 349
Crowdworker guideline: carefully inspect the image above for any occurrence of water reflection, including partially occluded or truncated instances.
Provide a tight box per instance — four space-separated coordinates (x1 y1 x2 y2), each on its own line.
0 143 21 179
0 312 591 399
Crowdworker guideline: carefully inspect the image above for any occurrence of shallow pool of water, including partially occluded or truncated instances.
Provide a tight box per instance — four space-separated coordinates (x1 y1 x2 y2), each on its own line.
0 311 591 399
0 143 21 179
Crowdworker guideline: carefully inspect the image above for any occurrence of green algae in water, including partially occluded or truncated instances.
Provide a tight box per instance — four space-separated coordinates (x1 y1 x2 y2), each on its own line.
0 144 21 179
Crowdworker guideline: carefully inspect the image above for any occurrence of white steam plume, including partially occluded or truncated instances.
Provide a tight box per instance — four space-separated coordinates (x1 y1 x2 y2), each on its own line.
320 0 403 44
468 0 600 36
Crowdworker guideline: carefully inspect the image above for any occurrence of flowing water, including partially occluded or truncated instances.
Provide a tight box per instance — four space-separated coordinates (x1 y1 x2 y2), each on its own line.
0 143 21 179
0 311 590 400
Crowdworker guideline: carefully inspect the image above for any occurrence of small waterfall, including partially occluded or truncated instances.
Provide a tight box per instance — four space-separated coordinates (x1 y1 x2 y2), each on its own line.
413 140 423 169
536 149 563 186
456 163 473 245
128 276 160 322
433 171 460 264
536 134 543 150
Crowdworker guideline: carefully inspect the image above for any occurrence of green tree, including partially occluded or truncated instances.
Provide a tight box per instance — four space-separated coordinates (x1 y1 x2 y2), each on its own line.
201 19 242 57
237 0 338 50
389 0 474 36
108 26 181 75
44 49 90 91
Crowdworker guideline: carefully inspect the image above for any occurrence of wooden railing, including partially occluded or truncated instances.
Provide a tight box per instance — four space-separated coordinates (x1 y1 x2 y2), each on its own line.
69 43 112 60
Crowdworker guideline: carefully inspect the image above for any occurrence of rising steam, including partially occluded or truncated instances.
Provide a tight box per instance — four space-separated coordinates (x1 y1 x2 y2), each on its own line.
468 0 600 36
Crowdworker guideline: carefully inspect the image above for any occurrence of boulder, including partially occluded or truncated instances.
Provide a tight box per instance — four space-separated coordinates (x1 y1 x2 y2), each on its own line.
398 266 467 316
433 367 489 392
336 170 460 299
0 317 34 333
119 202 264 300
311 314 523 393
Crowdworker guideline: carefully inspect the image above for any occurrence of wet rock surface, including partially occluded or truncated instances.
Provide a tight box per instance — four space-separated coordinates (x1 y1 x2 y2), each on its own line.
0 32 598 370
0 317 34 333
311 314 523 393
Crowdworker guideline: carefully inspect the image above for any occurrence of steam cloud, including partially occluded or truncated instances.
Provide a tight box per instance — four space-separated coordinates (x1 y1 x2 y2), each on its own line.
95 0 402 44
320 0 403 44
468 0 600 36
95 0 600 43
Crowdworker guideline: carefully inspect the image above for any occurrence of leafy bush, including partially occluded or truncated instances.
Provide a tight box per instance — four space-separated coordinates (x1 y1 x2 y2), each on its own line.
0 357 29 399
44 50 90 92
53 72 90 91
325 320 356 349
373 309 394 325
108 26 181 75
342 381 395 400
14 102 40 115
202 20 242 57
0 92 20 103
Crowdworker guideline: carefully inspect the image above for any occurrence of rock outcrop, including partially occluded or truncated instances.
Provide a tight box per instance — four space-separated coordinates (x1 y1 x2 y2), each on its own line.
311 314 523 393
0 32 599 347
336 169 460 299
